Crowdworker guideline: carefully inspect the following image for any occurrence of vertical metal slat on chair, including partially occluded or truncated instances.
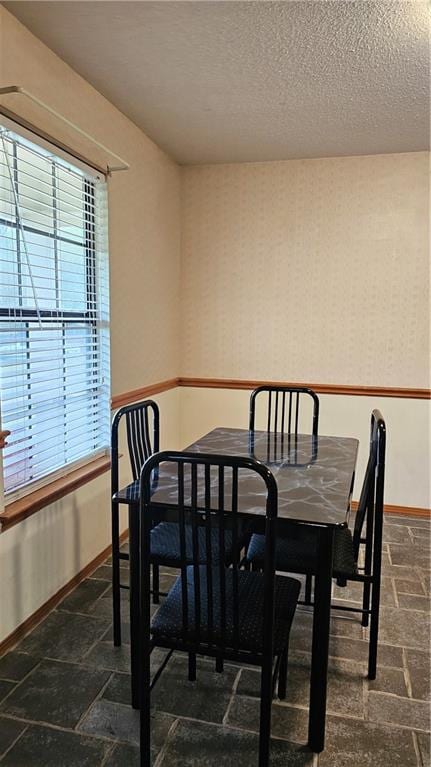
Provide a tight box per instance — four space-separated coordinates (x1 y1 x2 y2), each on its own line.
204 463 214 647
231 466 240 655
368 416 386 679
178 462 189 641
190 462 201 680
217 465 226 672
111 411 121 646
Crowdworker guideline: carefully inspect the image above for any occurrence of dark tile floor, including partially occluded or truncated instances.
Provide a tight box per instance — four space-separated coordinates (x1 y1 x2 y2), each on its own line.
0 514 429 766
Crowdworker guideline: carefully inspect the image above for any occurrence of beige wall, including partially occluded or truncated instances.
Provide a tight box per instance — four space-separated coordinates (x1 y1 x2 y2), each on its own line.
181 154 430 388
180 154 430 511
0 8 182 643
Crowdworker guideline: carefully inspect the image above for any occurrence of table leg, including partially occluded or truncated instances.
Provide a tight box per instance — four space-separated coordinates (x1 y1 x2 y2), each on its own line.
308 526 334 753
129 503 141 709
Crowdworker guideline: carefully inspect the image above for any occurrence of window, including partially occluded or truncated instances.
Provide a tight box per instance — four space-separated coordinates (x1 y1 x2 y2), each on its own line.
0 122 110 498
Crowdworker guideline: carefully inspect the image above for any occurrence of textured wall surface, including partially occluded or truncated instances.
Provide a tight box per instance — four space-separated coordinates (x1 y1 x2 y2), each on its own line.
181 153 430 388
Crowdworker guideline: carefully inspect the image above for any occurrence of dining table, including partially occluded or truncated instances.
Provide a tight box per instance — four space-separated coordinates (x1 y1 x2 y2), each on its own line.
112 426 359 753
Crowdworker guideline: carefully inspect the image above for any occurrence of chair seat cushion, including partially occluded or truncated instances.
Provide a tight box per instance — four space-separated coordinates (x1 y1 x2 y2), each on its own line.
246 527 357 577
152 566 300 655
150 522 244 566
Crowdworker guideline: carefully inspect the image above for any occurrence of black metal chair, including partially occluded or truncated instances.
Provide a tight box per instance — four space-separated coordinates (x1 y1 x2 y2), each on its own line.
138 452 301 767
111 400 253 647
249 385 320 604
249 385 320 436
246 409 386 679
111 400 161 646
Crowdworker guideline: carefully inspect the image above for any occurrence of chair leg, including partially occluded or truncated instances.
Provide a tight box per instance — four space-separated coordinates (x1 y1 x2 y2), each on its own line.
368 578 381 680
188 652 197 682
259 657 273 767
140 690 151 767
305 575 313 605
215 655 224 673
111 504 121 646
277 648 288 700
362 580 371 628
152 564 160 605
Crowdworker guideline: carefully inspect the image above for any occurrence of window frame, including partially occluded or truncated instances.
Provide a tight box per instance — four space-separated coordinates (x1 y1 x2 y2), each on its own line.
0 121 110 503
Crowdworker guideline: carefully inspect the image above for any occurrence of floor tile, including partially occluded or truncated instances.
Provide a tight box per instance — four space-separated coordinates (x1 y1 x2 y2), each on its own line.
328 635 404 668
78 698 174 755
405 649 431 701
378 607 430 650
367 667 408 697
158 718 315 767
83 640 131 672
410 526 431 538
1 659 109 729
57 579 110 615
382 525 412 544
389 545 430 569
19 611 110 661
237 658 364 719
0 716 26 757
398 594 430 611
1 724 108 766
226 695 309 745
0 652 39 682
150 655 239 723
319 716 418 766
89 565 114 582
394 579 426 597
368 691 430 731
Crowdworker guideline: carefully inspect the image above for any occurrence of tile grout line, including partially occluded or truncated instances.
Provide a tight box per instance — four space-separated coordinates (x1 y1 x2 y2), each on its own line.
153 717 180 767
402 647 414 699
74 670 115 733
222 666 242 726
0 723 30 764
411 730 424 767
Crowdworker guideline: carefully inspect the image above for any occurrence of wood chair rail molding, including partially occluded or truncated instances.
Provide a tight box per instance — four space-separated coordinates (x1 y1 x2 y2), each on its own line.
176 377 431 400
110 376 430 410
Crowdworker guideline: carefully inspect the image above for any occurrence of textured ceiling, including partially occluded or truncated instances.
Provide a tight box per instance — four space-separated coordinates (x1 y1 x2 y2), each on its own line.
4 1 430 165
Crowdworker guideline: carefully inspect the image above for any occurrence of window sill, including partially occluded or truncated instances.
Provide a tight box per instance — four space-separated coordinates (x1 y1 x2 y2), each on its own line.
0 456 111 533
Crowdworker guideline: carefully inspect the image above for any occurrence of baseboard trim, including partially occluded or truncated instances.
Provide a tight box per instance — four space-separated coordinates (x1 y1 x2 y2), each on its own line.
0 529 129 657
351 501 430 519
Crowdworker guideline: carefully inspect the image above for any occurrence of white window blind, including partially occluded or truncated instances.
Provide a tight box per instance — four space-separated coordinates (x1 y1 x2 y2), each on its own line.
0 123 110 498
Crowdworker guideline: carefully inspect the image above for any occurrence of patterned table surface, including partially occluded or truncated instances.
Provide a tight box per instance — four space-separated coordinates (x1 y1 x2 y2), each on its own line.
114 427 359 527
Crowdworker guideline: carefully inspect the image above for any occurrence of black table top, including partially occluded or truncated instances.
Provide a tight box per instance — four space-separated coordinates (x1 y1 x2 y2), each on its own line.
113 427 358 528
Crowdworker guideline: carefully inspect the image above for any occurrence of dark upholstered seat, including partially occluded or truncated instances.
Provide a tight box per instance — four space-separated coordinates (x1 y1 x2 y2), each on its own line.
150 522 239 565
246 526 357 577
152 566 300 654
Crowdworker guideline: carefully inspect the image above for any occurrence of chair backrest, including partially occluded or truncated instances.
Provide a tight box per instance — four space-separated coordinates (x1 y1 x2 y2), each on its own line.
140 451 278 657
352 409 386 561
111 399 159 494
249 385 319 436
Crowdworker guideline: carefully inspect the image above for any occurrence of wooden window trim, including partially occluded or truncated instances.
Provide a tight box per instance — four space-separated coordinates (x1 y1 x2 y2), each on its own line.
0 455 111 533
